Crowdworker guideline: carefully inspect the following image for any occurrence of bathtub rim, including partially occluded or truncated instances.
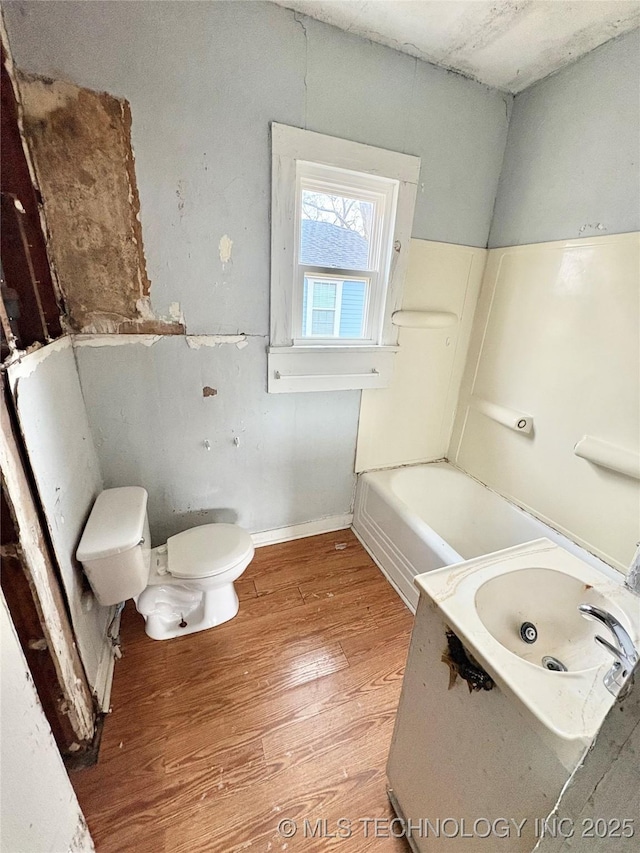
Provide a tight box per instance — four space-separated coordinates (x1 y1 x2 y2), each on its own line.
358 460 620 583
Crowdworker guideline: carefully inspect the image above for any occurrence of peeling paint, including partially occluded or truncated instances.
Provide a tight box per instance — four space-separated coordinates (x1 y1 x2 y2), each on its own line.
72 333 251 349
578 222 607 235
72 334 162 348
219 234 233 266
186 334 246 349
5 336 71 380
202 386 218 397
135 297 156 321
168 302 184 324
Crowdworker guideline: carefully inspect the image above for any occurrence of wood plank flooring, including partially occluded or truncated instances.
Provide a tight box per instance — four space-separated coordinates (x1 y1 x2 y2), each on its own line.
71 531 414 852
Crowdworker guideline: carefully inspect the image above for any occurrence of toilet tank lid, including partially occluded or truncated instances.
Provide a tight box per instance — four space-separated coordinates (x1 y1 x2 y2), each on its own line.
77 487 148 562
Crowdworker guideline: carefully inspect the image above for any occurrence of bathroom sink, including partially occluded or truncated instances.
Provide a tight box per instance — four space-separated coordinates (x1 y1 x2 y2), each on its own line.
415 539 640 766
474 567 631 672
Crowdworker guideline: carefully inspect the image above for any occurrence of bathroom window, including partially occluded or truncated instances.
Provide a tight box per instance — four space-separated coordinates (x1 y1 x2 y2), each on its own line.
293 163 397 345
269 124 420 393
302 277 368 339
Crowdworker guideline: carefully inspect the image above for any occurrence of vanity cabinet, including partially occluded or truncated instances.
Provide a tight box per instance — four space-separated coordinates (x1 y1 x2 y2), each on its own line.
387 593 568 852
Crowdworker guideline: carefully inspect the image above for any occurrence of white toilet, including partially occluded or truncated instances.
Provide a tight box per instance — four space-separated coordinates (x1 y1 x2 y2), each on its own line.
76 486 254 640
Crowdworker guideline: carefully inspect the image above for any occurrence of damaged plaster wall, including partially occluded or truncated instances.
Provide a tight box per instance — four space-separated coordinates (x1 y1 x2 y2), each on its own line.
7 338 113 702
17 72 183 335
74 335 361 543
4 0 509 536
0 590 94 853
534 666 640 853
489 29 640 247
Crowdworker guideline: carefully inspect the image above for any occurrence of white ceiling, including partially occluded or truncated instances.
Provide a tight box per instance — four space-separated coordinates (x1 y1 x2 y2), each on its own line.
270 0 640 92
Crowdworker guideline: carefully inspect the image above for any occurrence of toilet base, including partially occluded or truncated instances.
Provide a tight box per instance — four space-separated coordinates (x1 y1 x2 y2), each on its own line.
137 581 240 641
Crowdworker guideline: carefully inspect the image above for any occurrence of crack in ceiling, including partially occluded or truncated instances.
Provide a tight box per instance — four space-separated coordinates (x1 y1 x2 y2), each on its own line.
270 0 640 92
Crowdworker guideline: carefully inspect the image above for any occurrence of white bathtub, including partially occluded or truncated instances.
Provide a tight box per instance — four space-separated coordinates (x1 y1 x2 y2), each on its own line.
353 461 616 610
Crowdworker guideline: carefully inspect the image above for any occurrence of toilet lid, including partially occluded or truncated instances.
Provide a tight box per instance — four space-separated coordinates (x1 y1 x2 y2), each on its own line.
167 524 254 579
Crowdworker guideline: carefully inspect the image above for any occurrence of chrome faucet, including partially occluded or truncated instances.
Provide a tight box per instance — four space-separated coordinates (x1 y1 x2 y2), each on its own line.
578 604 638 697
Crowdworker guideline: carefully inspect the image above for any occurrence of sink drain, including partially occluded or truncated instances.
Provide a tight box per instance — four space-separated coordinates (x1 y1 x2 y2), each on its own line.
520 622 538 644
542 656 567 672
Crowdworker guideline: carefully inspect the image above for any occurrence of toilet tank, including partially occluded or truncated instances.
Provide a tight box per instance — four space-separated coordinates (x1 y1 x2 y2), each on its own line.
77 487 151 607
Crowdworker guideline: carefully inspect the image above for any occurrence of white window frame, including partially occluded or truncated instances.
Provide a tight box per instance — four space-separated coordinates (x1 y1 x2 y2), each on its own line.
269 123 421 393
293 162 397 346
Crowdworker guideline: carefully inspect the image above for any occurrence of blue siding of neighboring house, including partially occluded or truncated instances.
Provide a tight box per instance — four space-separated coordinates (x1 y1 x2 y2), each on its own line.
300 220 367 336
339 280 366 337
302 279 366 338
302 279 366 337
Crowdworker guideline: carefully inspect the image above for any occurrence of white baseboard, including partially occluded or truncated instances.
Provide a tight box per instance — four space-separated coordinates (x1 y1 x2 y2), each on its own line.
251 514 353 548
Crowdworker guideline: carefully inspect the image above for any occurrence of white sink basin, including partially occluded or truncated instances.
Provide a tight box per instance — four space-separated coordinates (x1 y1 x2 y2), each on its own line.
475 567 632 672
415 539 640 765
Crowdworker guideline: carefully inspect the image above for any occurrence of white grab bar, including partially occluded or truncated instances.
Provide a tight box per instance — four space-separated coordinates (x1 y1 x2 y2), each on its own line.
471 397 533 434
574 436 640 480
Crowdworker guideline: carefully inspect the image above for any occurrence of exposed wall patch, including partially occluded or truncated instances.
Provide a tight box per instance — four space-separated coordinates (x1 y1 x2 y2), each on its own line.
202 387 218 398
218 234 233 267
186 334 246 349
73 334 162 348
168 302 184 324
17 72 184 336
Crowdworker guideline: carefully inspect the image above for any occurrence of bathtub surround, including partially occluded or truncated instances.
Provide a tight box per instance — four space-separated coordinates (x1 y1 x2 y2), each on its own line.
450 233 640 572
355 239 486 472
3 0 509 543
489 29 640 248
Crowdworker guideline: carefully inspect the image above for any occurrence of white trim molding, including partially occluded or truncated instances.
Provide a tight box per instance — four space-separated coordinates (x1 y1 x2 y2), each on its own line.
267 345 397 393
269 123 420 393
251 513 353 547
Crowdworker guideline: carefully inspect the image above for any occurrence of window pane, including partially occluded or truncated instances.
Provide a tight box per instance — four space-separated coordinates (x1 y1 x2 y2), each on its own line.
299 189 374 269
338 279 366 338
312 281 336 309
302 276 368 339
311 310 335 336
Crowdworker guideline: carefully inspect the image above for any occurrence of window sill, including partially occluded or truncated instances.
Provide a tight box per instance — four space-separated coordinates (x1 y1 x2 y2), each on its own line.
267 345 398 393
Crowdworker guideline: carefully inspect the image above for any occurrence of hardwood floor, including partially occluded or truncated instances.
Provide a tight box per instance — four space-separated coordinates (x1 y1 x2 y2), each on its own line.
71 531 414 852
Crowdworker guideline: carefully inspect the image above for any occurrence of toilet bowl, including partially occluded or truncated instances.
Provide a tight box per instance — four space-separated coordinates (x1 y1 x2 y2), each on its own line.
76 487 255 641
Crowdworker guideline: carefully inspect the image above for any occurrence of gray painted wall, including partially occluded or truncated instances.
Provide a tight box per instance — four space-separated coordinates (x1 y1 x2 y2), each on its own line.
489 29 640 248
4 1 509 540
75 336 361 544
535 665 640 853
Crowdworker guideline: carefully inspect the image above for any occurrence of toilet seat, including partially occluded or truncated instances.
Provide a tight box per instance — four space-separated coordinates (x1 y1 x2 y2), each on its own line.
167 524 254 579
